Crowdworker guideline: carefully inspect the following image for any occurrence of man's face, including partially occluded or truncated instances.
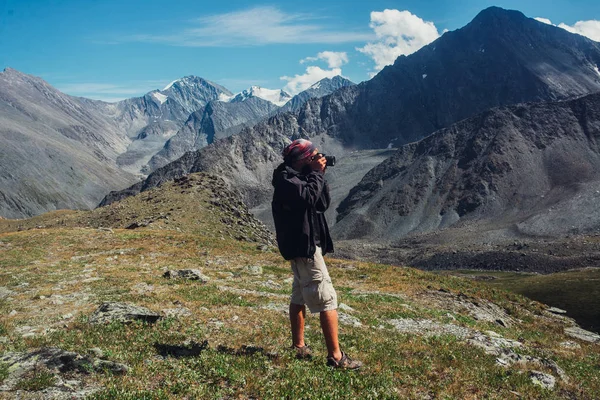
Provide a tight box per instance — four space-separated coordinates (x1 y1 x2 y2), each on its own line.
294 149 319 169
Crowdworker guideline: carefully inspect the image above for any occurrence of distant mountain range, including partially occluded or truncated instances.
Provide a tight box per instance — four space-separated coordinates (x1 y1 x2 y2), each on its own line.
100 7 600 245
0 68 352 218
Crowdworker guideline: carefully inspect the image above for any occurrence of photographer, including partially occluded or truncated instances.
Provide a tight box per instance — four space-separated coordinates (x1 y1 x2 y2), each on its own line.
271 139 362 370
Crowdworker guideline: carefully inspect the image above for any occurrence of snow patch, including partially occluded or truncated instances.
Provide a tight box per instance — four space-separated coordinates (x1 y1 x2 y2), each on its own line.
310 81 322 90
152 92 168 104
594 65 600 77
162 80 179 91
422 74 427 79
235 86 291 106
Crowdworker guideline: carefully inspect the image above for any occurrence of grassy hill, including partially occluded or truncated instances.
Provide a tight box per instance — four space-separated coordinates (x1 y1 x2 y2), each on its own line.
0 174 598 399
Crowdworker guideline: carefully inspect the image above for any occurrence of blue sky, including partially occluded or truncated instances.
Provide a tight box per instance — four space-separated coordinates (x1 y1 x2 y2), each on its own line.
1 0 599 101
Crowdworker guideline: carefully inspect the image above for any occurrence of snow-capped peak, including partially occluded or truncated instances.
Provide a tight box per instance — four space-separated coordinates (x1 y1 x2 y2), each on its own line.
232 86 291 106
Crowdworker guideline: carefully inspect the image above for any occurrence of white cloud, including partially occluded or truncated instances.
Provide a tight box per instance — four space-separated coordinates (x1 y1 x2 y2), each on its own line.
357 9 441 73
130 6 373 47
535 17 600 42
281 66 342 95
56 81 169 102
301 51 349 68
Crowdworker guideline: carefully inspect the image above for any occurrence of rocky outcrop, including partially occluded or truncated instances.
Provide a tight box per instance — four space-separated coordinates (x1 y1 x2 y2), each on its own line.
88 302 162 325
0 347 128 398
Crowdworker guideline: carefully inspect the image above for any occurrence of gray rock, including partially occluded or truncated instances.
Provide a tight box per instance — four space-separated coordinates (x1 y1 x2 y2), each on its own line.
162 307 192 318
262 280 282 289
163 269 209 282
338 312 362 327
547 307 567 314
565 326 600 343
0 287 13 300
245 265 263 275
559 341 581 349
530 371 556 390
338 303 355 312
88 348 104 358
88 302 163 325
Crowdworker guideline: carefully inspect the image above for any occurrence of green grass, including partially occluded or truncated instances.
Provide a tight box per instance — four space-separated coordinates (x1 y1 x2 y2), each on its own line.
0 222 599 398
15 366 57 391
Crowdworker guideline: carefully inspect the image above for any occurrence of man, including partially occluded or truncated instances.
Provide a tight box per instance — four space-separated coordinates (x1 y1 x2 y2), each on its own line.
271 138 362 370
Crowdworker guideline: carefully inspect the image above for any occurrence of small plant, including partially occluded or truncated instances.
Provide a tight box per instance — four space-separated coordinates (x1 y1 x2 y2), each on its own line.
0 322 7 336
15 365 56 391
0 362 9 384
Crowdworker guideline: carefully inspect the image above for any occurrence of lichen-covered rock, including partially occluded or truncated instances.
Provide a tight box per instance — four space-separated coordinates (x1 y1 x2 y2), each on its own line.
530 371 556 390
0 347 129 398
163 269 209 282
88 302 162 325
565 326 600 343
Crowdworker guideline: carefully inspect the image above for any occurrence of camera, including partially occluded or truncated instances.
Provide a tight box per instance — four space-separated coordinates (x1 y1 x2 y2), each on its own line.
316 153 336 167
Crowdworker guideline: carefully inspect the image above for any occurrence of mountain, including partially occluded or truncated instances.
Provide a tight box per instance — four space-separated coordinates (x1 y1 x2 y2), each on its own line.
250 6 600 150
278 76 355 113
100 7 600 220
0 68 137 218
147 96 281 171
0 69 233 218
108 76 232 174
146 79 351 171
334 91 600 242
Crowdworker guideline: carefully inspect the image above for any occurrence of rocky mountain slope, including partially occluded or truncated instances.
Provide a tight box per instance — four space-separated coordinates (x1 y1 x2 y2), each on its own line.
147 96 281 171
334 92 600 243
277 76 355 114
0 68 137 219
1 175 599 398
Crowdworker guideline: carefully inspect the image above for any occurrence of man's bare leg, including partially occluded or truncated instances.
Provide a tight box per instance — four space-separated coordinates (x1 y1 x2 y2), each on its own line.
320 309 342 360
289 303 306 348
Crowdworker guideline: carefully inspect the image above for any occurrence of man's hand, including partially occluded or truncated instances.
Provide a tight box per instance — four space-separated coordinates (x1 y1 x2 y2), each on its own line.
309 154 326 173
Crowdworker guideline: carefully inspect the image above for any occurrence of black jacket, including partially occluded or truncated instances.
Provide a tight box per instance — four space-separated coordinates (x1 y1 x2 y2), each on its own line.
271 163 334 260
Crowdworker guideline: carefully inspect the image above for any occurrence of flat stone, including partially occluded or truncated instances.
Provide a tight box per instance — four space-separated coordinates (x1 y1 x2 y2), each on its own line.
565 326 600 343
530 371 556 390
88 302 163 325
547 307 567 314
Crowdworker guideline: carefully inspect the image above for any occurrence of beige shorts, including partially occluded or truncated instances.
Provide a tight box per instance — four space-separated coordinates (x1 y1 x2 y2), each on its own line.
290 246 338 313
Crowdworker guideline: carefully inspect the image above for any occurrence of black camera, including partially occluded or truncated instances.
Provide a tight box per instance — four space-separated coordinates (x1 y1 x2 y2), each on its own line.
316 153 336 167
